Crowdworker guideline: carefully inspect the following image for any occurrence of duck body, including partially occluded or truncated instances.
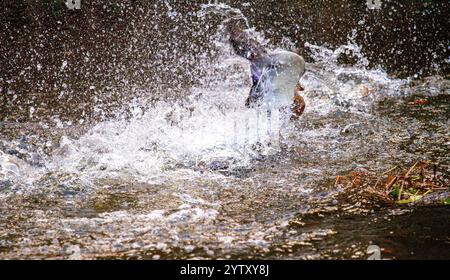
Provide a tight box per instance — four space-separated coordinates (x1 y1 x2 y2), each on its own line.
227 23 306 118
248 50 305 109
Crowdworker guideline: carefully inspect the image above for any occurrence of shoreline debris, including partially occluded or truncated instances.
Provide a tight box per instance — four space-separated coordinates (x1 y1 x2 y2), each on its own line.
335 161 449 205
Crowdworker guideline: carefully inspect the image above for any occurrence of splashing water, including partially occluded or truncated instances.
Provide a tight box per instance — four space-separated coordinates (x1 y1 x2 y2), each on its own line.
45 7 408 182
45 4 304 181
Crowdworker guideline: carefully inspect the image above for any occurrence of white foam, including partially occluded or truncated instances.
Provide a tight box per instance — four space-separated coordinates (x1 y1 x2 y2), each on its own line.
42 20 407 183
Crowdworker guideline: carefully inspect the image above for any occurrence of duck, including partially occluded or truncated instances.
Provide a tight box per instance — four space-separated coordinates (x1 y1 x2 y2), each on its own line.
227 22 306 119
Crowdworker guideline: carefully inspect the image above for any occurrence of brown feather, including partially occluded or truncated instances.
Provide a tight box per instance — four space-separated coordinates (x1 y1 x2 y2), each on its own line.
290 83 306 120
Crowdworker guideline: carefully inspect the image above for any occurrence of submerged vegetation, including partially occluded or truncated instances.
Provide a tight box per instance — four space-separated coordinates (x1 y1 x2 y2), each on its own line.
336 161 449 206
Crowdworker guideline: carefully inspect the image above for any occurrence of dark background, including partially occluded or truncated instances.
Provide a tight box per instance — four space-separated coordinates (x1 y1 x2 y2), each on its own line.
1 0 449 123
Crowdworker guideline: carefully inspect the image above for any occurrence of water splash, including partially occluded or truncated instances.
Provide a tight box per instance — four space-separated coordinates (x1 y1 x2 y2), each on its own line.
300 32 408 115
2 4 411 185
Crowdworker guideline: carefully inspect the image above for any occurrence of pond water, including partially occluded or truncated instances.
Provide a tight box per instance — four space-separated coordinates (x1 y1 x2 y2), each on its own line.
0 2 449 259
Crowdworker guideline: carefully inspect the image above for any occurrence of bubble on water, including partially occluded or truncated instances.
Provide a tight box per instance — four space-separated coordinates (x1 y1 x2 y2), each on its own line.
29 106 35 119
66 245 81 260
61 60 68 71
